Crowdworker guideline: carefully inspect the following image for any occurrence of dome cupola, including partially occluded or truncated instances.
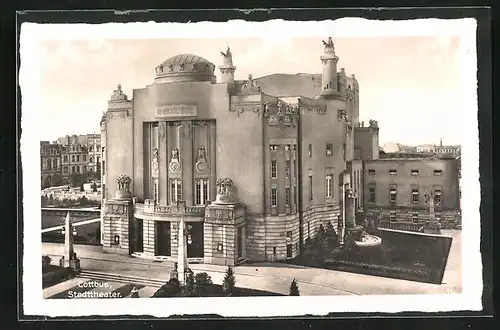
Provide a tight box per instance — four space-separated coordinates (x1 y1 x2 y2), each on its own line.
154 54 217 84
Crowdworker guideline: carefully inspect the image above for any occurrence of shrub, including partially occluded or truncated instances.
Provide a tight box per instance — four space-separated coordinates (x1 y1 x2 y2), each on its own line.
153 278 181 297
79 195 89 206
194 272 213 296
316 224 326 245
222 266 236 295
289 279 300 296
42 255 52 267
181 271 196 297
325 221 338 249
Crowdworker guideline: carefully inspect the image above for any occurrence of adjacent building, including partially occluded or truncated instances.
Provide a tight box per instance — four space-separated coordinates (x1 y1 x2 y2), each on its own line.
100 38 379 265
40 141 62 188
60 142 89 179
86 133 102 173
363 156 461 229
415 139 461 157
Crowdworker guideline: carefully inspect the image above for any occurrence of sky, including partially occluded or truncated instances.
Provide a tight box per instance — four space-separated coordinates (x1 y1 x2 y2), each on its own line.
37 35 464 146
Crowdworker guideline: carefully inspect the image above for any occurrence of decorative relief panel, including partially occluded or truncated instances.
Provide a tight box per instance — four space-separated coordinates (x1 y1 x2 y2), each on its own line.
230 101 261 118
263 101 299 128
169 148 181 173
195 146 209 173
107 204 125 215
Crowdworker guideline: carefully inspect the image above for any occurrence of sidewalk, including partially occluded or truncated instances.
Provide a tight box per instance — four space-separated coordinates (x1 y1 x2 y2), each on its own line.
42 230 461 296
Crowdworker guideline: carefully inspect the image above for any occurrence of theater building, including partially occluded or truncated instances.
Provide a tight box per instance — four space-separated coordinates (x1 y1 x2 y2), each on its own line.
363 156 461 230
101 38 378 265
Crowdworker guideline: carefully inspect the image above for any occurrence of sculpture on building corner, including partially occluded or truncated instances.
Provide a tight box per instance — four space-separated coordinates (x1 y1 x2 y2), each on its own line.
322 37 334 50
151 148 159 178
213 177 237 205
111 84 128 101
115 174 132 200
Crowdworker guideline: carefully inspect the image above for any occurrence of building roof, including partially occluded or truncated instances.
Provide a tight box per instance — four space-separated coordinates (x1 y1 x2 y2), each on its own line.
160 54 213 67
254 73 322 99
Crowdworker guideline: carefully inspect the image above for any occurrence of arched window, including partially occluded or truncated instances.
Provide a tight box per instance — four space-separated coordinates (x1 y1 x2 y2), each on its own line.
90 156 93 163
89 146 93 152
52 159 57 168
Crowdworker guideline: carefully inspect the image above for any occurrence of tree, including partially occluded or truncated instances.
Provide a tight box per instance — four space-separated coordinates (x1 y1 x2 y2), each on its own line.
289 279 300 296
181 270 196 297
222 266 236 295
194 272 213 297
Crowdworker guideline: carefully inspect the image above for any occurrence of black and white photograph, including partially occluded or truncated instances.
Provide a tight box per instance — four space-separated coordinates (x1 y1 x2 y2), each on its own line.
19 16 482 318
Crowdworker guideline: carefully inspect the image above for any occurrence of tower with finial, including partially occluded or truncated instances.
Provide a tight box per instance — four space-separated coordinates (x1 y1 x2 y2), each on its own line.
219 47 236 84
319 37 340 98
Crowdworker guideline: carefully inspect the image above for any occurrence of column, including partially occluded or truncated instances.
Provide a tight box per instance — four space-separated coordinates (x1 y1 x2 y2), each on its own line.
182 121 194 205
209 122 217 201
158 121 168 205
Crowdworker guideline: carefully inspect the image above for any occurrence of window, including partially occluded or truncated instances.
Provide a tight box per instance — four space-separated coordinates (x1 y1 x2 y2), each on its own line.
412 188 419 204
434 189 442 206
271 188 278 207
83 165 87 173
389 187 397 203
308 144 312 157
326 143 333 156
368 169 376 175
411 169 419 175
325 174 333 198
53 159 57 168
72 155 75 162
412 212 419 224
89 146 93 152
46 160 51 169
271 160 277 179
170 179 182 204
83 155 87 162
97 157 100 163
285 160 290 179
368 187 376 203
90 156 93 163
102 147 105 153
308 175 313 201
195 179 209 205
434 169 443 176
389 169 397 175
285 187 290 206
71 166 75 173
63 166 68 174
76 166 80 173
76 155 80 162
63 155 68 163
389 211 396 223
102 161 105 175
269 144 278 151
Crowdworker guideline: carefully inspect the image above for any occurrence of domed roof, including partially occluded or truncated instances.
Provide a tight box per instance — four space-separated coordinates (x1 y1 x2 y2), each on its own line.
154 53 216 84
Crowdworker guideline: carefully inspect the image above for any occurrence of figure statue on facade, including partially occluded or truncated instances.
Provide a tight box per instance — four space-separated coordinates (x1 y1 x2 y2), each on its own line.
196 147 207 162
263 102 270 118
369 119 379 128
151 148 159 177
171 148 179 161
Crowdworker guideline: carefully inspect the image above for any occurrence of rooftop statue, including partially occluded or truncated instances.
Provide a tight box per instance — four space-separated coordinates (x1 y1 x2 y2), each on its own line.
220 47 232 58
322 37 335 49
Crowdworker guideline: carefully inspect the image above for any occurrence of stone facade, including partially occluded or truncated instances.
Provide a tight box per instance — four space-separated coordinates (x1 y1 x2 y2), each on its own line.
101 38 381 264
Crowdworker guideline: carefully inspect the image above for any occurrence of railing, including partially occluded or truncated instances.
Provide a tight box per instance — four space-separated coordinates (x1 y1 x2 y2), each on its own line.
378 221 424 233
135 203 205 216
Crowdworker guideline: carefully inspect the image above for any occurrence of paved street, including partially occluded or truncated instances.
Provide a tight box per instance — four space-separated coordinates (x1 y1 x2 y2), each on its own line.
43 230 461 297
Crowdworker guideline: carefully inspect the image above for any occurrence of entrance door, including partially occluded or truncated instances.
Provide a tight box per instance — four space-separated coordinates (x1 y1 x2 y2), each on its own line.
129 218 143 254
155 221 171 256
286 244 293 259
187 222 204 258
